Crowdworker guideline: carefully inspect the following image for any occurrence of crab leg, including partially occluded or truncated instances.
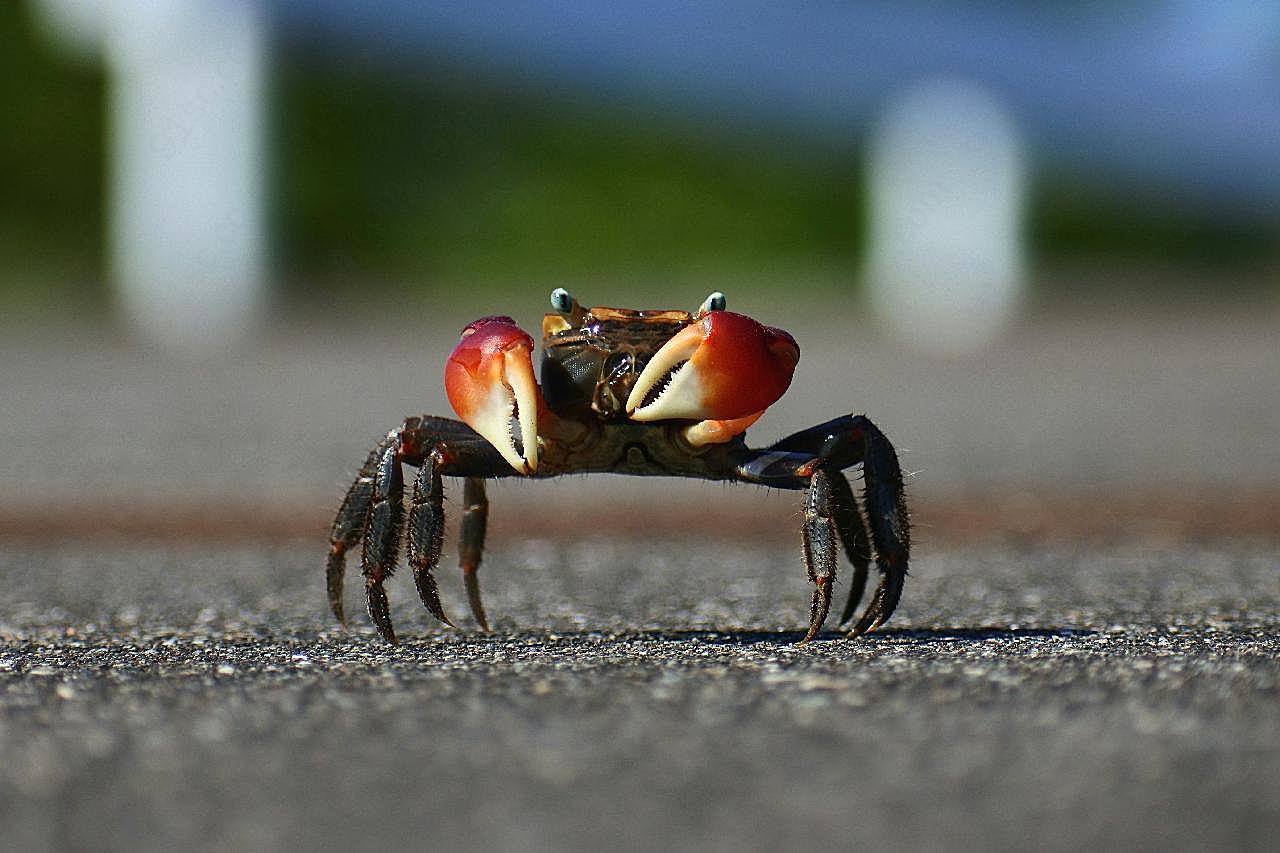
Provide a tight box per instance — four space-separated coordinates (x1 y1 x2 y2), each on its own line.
327 415 517 642
407 451 455 631
362 441 406 644
840 420 909 636
737 414 909 637
797 469 873 640
800 469 838 642
326 437 392 626
458 477 491 631
828 472 873 627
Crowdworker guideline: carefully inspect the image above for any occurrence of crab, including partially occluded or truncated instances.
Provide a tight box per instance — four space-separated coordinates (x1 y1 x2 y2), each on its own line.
326 289 910 643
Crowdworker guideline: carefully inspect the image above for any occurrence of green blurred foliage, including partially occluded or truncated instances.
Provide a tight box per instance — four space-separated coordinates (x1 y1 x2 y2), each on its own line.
276 56 1277 296
1033 178 1274 274
0 3 105 305
274 58 860 295
0 5 1272 309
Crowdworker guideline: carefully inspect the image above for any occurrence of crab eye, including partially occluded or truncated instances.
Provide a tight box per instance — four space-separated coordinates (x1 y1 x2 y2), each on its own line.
550 288 576 315
697 291 727 316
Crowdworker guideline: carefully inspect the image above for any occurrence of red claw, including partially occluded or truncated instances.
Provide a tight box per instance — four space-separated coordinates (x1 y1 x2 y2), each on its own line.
444 316 542 473
625 311 799 441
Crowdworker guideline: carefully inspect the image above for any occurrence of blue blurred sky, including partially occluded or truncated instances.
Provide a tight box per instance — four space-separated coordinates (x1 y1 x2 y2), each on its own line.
272 1 1280 214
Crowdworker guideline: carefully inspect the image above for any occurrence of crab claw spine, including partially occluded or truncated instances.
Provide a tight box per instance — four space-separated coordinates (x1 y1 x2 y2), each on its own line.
625 310 799 423
445 316 542 474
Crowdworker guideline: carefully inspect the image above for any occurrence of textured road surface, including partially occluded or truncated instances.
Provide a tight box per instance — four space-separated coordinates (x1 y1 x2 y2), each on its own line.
2 540 1278 852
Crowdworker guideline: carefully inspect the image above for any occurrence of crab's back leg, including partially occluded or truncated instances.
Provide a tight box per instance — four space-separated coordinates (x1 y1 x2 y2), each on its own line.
327 438 393 626
827 471 873 626
458 477 491 631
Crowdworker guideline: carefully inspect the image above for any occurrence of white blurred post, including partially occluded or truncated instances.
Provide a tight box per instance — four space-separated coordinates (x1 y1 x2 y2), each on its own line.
865 80 1027 354
36 0 267 348
109 0 266 347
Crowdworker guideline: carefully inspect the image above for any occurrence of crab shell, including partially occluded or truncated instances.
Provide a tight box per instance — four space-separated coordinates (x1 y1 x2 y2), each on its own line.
444 305 799 474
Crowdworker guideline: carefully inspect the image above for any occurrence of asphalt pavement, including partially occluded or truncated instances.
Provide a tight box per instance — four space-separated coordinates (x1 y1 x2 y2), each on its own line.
1 538 1278 852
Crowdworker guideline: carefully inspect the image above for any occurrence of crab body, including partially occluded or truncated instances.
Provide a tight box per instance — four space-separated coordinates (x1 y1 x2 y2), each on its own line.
327 290 909 643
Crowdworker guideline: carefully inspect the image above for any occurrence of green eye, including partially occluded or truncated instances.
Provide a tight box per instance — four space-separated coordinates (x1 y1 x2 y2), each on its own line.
699 291 726 315
550 288 576 315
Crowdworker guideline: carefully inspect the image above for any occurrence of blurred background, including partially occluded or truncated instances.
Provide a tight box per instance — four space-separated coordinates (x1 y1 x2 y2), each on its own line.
2 0 1278 539
4 9 1278 850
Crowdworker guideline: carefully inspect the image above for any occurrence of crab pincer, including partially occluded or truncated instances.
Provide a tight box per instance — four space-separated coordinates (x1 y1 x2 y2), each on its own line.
444 316 543 474
626 310 799 446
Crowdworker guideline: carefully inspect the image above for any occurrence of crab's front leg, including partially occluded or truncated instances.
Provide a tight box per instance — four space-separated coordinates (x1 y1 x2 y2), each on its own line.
737 414 910 639
443 314 562 632
458 477 491 632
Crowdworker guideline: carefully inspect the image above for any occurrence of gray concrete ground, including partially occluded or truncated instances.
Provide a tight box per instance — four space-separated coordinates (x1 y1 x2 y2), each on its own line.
1 301 1278 852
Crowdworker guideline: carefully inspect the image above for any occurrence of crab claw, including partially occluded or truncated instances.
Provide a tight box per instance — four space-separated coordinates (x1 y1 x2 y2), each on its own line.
626 310 800 423
445 316 541 474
